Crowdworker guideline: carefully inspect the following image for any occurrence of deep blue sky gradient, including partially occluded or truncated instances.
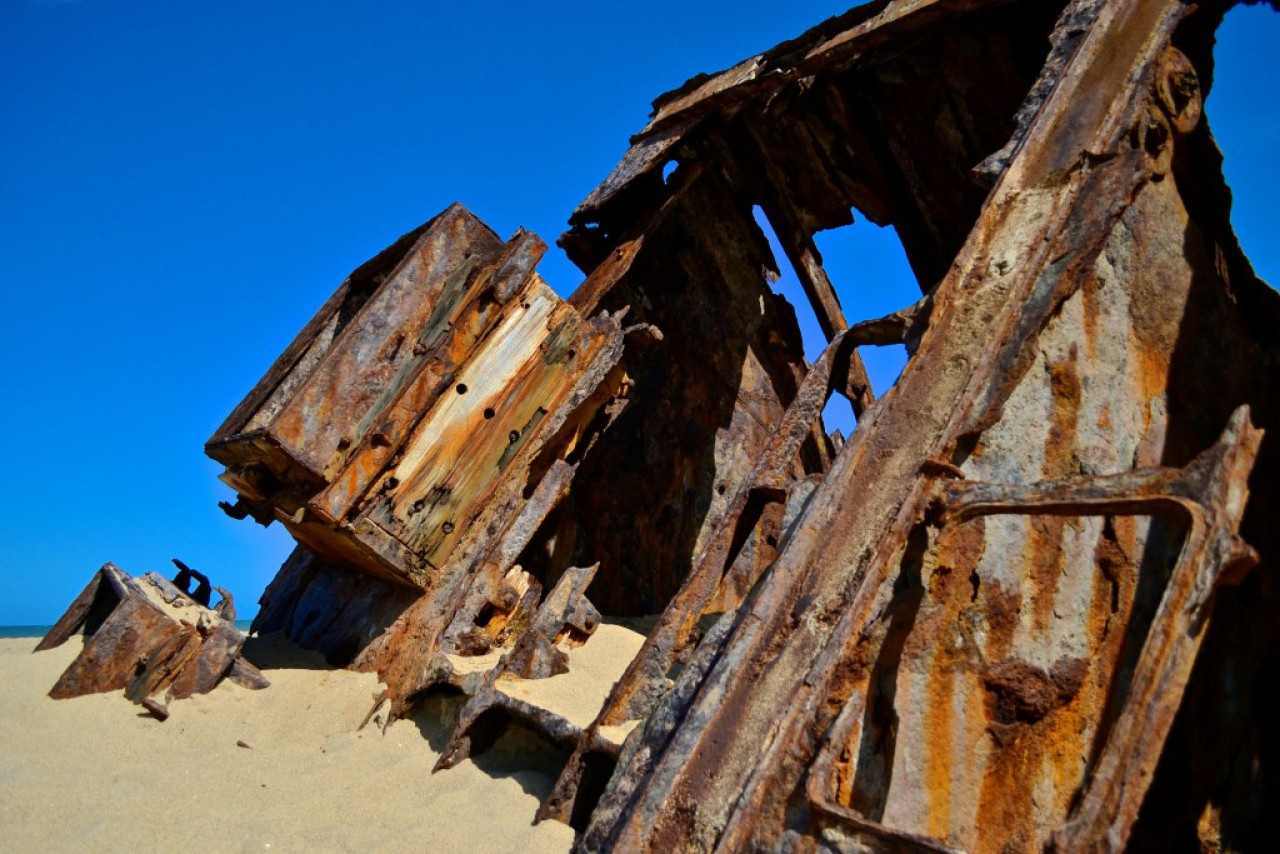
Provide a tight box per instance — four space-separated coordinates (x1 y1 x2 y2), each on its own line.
2 1 1275 623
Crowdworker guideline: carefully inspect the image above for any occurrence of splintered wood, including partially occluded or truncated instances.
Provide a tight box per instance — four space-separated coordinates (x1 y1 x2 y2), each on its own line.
40 0 1277 850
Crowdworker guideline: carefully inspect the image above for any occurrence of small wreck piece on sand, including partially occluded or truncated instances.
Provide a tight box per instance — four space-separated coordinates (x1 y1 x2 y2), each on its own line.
38 562 267 709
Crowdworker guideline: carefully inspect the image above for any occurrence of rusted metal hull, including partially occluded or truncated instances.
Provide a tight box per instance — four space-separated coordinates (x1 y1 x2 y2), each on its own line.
202 0 1278 850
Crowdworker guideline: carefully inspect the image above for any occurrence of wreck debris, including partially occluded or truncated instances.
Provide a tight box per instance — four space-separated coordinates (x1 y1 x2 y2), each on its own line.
37 562 266 705
435 564 604 771
31 0 1275 849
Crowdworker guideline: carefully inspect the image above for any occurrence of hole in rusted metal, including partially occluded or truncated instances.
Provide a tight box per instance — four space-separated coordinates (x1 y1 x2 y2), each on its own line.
823 392 856 443
750 205 825 351
570 751 619 831
814 216 917 395
1206 3 1280 287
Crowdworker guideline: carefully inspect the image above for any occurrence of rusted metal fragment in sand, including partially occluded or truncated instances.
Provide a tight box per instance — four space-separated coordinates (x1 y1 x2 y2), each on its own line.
435 565 605 769
38 562 265 706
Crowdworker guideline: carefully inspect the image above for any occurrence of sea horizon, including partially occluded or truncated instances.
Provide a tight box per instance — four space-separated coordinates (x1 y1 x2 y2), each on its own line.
1 620 256 639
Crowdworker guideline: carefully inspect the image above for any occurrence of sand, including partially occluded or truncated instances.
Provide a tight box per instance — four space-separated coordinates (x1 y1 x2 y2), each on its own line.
0 631 623 853
494 624 647 730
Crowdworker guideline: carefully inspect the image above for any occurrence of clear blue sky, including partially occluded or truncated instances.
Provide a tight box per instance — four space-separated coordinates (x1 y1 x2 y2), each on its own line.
2 1 1276 625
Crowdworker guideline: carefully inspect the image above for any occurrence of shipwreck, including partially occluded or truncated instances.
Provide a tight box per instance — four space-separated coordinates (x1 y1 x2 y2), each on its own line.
43 0 1280 850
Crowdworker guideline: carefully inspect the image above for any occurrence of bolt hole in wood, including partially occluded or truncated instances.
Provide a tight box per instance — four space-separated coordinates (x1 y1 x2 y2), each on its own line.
456 383 468 395
484 407 495 420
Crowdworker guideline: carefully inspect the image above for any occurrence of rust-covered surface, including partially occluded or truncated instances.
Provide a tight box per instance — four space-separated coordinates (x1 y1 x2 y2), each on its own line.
36 0 1277 849
38 562 267 709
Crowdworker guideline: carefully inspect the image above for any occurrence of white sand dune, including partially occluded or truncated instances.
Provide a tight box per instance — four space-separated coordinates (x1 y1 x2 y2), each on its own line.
0 633 615 853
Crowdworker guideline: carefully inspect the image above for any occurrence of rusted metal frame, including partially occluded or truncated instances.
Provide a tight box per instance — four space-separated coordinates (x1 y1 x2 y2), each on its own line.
435 565 603 771
576 345 899 850
944 31 1208 443
808 780 966 854
714 149 1152 845
639 0 1021 141
725 119 879 415
975 0 1109 182
568 159 707 316
718 6 1189 846
813 12 1198 848
934 409 1262 852
577 3 1192 850
538 326 858 827
577 592 746 850
803 407 1261 852
803 680 967 854
844 291 934 355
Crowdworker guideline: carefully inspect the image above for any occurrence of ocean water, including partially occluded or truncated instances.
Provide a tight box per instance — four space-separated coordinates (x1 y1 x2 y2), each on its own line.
1 621 255 639
0 626 50 639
